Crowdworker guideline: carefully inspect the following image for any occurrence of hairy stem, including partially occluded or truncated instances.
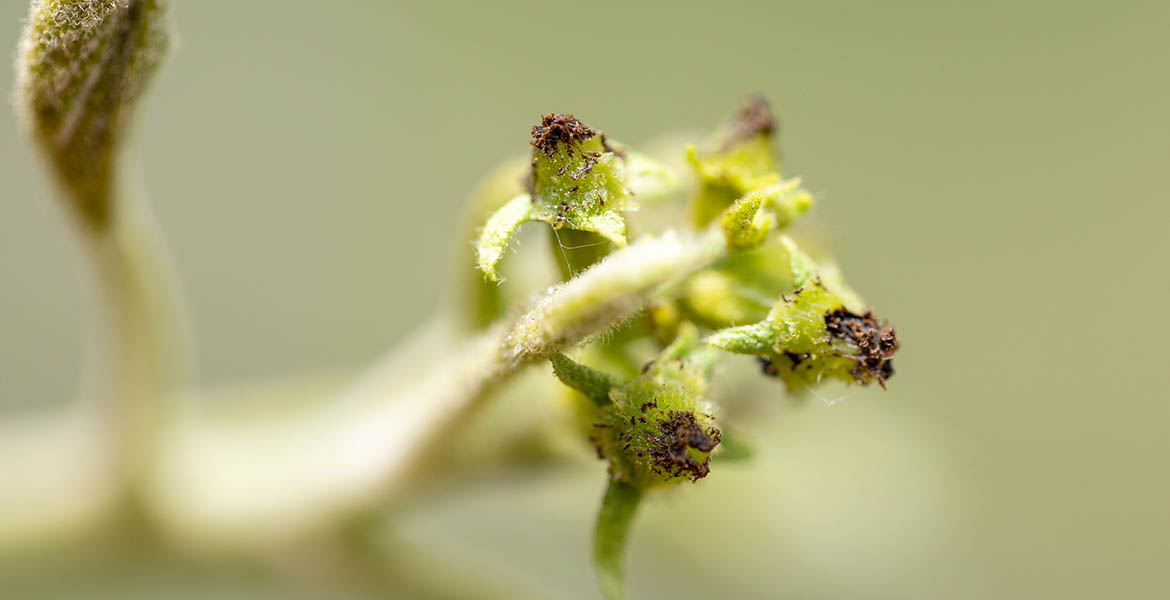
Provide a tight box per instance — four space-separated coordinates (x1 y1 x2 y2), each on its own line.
150 228 729 545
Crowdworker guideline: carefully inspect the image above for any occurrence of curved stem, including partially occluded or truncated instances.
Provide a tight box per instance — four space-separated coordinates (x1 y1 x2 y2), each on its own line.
594 478 643 600
84 192 189 520
0 179 189 550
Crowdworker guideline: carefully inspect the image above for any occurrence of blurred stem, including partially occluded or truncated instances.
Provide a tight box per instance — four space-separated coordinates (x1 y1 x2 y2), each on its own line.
153 229 728 544
83 179 189 525
594 478 643 600
0 172 189 550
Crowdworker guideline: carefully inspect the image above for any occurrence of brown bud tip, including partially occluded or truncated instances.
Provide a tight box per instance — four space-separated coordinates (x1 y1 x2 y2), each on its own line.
531 113 596 158
824 308 900 388
649 411 721 482
722 94 777 148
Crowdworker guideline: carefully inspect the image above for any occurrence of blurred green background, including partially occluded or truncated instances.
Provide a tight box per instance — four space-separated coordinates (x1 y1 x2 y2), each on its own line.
1 1 1167 598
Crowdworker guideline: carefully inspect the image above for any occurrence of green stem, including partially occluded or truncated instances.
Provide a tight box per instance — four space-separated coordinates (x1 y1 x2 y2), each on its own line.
550 353 619 405
548 228 613 281
594 478 643 600
149 229 727 544
84 187 189 524
0 175 189 549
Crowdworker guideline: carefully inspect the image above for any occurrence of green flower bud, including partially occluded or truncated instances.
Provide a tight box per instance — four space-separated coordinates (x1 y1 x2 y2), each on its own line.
475 114 675 281
591 326 721 486
16 0 170 231
528 114 631 243
689 95 811 228
708 237 900 390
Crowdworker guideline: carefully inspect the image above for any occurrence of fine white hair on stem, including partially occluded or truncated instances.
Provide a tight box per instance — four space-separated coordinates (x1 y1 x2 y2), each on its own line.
508 228 724 359
146 226 733 545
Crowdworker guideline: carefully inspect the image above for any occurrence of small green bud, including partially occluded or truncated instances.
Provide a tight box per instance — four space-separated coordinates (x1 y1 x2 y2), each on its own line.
16 0 170 231
708 238 900 390
689 96 780 226
720 188 776 251
719 177 811 251
592 325 721 486
529 114 629 245
690 96 813 232
474 113 675 281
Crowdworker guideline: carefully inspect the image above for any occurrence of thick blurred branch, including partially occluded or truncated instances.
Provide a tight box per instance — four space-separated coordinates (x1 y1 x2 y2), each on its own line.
2 0 186 550
150 229 727 547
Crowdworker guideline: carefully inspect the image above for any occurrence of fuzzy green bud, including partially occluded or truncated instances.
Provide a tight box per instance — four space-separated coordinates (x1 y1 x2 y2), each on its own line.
708 238 900 390
16 0 170 231
689 95 792 227
719 177 811 251
528 114 630 244
475 113 676 281
591 326 721 486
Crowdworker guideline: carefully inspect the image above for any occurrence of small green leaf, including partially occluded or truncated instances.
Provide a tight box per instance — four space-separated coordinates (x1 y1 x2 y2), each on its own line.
474 194 534 281
572 208 628 247
458 158 529 329
778 235 818 289
594 478 643 600
551 353 620 406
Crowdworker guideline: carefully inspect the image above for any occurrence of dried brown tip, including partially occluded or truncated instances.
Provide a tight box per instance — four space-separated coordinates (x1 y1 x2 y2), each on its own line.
722 94 777 149
824 309 900 388
649 411 721 482
531 113 597 158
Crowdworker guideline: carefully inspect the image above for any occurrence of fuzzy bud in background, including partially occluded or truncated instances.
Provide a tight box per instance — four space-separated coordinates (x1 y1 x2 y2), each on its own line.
15 0 169 231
